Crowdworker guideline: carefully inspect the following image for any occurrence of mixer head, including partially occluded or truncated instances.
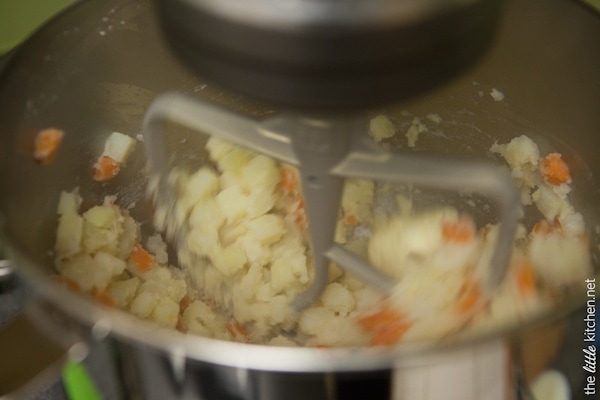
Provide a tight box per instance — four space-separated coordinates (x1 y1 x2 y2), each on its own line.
154 0 504 111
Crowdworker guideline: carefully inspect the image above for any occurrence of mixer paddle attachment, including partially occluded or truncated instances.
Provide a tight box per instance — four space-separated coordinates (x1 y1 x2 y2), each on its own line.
143 93 520 310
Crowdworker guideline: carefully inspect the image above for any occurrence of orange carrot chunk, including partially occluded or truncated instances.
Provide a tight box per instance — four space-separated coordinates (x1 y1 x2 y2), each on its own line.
33 128 64 165
93 155 121 181
442 216 476 244
344 214 358 225
52 275 80 292
130 243 155 272
455 277 483 315
358 307 411 346
293 196 307 229
532 219 561 235
227 319 251 342
93 289 116 307
539 153 571 186
515 259 537 298
279 165 299 195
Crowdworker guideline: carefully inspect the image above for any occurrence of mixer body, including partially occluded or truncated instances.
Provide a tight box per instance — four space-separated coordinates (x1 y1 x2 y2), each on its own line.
154 0 504 110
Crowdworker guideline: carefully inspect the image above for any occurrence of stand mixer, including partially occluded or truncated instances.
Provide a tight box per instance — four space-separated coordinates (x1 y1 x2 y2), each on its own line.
143 0 520 309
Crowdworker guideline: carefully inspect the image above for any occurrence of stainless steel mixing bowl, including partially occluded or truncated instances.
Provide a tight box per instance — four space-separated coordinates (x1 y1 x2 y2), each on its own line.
0 0 598 398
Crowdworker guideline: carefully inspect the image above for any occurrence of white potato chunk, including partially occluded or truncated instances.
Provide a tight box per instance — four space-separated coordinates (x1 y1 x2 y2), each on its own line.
308 317 368 347
254 281 277 302
146 234 168 266
558 211 585 237
298 307 336 335
205 137 235 163
189 199 224 232
136 267 187 303
117 213 140 259
490 88 505 102
185 223 220 258
150 297 180 328
321 283 356 316
163 277 187 304
246 188 275 219
532 185 566 221
103 131 136 163
238 263 263 300
341 179 375 223
369 115 396 142
231 297 290 338
368 210 448 278
107 277 140 308
217 147 254 177
270 257 297 293
204 267 225 303
237 234 270 266
183 167 220 203
216 186 248 223
129 290 159 319
81 218 121 255
94 251 127 276
246 214 285 246
55 211 84 257
270 247 308 291
59 251 125 291
57 191 82 216
83 205 118 229
406 118 427 148
180 300 228 338
240 154 279 193
490 135 539 171
268 335 297 347
212 242 247 276
529 232 592 286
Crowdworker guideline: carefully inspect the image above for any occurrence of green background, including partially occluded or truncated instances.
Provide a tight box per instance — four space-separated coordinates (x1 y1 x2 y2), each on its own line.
0 0 78 55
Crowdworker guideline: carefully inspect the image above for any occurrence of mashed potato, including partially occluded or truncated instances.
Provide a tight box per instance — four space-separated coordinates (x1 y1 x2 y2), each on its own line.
53 134 593 347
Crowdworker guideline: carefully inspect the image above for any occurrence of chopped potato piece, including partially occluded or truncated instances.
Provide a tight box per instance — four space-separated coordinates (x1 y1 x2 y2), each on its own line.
369 115 395 142
103 131 136 163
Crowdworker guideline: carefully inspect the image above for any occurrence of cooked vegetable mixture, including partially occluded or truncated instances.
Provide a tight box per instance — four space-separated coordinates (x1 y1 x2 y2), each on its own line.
53 131 592 347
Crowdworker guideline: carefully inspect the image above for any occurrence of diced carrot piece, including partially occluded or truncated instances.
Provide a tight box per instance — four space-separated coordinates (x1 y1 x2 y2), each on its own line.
293 196 307 229
226 319 251 342
93 155 121 181
33 128 64 165
93 289 116 307
129 243 155 272
442 216 476 244
279 165 299 195
358 306 411 346
455 277 483 315
344 214 358 225
52 275 80 292
532 219 561 235
279 165 307 229
515 259 537 298
532 220 551 235
539 153 571 186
